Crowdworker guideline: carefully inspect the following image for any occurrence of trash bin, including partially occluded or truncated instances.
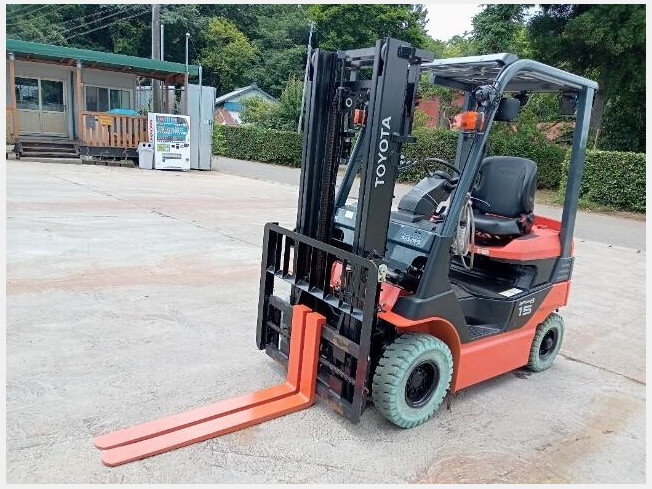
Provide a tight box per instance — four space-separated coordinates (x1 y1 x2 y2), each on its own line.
137 142 154 170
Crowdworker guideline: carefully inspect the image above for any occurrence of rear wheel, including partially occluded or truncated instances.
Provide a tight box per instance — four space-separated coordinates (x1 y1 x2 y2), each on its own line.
372 333 452 428
527 313 564 372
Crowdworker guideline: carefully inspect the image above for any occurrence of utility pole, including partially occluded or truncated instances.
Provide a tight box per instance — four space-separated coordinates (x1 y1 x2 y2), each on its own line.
184 32 190 115
297 21 314 133
151 4 161 112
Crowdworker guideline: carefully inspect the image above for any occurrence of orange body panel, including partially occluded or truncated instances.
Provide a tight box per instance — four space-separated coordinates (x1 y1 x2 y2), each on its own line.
472 216 568 261
95 306 324 466
379 281 570 393
455 281 569 390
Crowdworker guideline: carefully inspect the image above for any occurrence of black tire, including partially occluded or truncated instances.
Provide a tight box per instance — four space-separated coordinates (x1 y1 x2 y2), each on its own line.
372 333 452 428
527 313 565 372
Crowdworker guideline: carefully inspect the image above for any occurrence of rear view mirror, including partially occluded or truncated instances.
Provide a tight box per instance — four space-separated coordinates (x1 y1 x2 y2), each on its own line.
560 93 577 116
494 97 520 122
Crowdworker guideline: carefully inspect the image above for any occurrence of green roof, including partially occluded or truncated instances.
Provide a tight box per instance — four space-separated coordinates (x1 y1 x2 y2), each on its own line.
6 38 199 80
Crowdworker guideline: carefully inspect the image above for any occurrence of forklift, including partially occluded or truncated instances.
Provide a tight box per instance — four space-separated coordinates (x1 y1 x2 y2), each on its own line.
94 38 597 465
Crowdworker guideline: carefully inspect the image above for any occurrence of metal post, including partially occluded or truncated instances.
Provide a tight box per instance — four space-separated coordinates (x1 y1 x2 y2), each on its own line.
151 4 161 112
297 21 314 133
75 60 84 142
198 65 207 169
183 32 190 115
559 87 594 257
8 52 19 140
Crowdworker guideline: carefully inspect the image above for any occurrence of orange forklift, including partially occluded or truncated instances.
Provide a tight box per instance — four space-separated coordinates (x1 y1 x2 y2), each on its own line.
94 38 597 465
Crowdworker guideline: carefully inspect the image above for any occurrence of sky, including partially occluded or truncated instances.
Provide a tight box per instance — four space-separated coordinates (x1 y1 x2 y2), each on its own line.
425 4 483 41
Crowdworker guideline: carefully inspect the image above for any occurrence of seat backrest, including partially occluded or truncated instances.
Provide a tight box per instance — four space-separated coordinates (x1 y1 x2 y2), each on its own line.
472 156 537 217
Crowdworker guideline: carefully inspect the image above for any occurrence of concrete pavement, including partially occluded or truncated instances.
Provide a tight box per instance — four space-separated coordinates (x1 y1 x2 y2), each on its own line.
6 161 646 483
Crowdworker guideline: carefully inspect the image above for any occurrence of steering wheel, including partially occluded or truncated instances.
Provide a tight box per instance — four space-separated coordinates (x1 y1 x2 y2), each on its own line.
423 158 461 182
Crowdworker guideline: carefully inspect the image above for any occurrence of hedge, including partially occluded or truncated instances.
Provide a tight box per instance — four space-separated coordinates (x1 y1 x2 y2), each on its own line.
214 124 303 167
214 124 566 190
559 150 646 213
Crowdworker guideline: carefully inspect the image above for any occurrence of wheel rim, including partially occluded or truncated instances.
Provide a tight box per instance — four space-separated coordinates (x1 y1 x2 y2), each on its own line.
539 328 558 360
405 360 439 408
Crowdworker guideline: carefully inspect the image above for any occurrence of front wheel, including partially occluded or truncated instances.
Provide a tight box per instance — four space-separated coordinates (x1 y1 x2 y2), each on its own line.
527 313 565 372
372 333 453 428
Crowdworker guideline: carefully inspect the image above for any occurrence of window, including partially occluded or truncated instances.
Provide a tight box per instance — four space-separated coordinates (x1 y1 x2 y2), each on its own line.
85 86 131 112
110 89 130 110
15 77 40 110
40 80 65 112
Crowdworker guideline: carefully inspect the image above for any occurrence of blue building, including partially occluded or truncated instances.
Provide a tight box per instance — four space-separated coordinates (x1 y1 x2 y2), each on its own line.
214 84 277 125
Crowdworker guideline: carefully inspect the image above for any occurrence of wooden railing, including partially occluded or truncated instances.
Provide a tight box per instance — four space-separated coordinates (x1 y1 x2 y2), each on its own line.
6 107 16 144
80 111 148 148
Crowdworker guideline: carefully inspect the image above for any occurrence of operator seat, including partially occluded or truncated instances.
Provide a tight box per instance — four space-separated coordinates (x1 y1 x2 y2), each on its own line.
471 156 537 237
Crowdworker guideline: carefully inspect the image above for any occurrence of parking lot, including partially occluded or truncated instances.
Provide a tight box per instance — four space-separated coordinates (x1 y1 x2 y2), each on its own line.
6 160 646 483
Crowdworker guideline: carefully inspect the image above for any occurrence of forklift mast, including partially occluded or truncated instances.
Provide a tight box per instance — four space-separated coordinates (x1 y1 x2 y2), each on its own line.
297 38 432 262
257 38 433 422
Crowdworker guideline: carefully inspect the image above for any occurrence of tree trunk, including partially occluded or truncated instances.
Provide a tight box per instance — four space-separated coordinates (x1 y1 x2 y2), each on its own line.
589 81 606 149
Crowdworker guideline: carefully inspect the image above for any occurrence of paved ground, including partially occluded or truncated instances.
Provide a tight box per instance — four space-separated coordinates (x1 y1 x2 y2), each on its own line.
6 160 646 483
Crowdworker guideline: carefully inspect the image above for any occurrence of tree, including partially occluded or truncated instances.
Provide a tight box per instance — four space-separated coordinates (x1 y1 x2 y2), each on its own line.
240 77 303 131
248 5 311 96
471 4 529 55
198 17 258 94
527 4 645 151
309 5 429 51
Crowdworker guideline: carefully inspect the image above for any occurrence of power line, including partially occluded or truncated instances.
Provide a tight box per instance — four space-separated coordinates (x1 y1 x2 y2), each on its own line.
63 8 150 42
59 6 137 36
47 5 124 30
6 4 59 24
6 4 41 16
32 5 131 44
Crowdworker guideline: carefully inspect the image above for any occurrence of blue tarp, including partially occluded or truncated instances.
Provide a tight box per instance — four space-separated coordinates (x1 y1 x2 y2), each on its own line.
107 108 140 116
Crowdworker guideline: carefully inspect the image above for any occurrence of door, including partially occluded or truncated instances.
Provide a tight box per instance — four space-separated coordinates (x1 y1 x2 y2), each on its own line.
15 77 68 136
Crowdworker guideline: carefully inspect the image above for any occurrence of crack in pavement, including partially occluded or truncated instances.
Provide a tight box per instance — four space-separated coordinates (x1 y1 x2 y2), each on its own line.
51 174 259 247
560 353 645 386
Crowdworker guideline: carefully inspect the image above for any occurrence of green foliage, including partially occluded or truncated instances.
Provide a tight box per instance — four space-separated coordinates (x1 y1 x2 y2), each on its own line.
199 17 258 93
471 4 529 55
214 125 303 167
403 126 565 190
488 124 567 189
411 110 429 130
559 150 646 213
527 4 645 152
248 6 311 96
309 5 429 50
240 77 303 131
240 97 278 127
214 122 565 194
519 93 563 124
398 128 459 182
442 34 478 57
9 4 643 155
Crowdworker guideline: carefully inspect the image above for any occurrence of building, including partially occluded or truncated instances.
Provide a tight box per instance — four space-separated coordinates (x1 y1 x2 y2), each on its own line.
214 84 277 125
6 39 200 158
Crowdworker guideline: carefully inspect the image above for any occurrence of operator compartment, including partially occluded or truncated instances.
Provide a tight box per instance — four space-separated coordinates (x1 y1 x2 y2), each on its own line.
334 171 454 292
334 153 566 308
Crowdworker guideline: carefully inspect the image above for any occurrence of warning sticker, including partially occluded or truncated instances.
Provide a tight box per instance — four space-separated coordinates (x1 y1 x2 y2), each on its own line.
499 287 523 297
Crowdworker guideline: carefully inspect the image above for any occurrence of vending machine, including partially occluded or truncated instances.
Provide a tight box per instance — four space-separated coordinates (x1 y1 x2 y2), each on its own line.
148 113 191 170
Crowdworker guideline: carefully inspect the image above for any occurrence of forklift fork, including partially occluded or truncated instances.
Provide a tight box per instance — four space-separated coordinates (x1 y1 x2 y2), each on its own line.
94 306 324 466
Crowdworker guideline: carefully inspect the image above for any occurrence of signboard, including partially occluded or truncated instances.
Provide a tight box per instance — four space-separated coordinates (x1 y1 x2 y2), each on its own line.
98 114 113 126
147 113 191 171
